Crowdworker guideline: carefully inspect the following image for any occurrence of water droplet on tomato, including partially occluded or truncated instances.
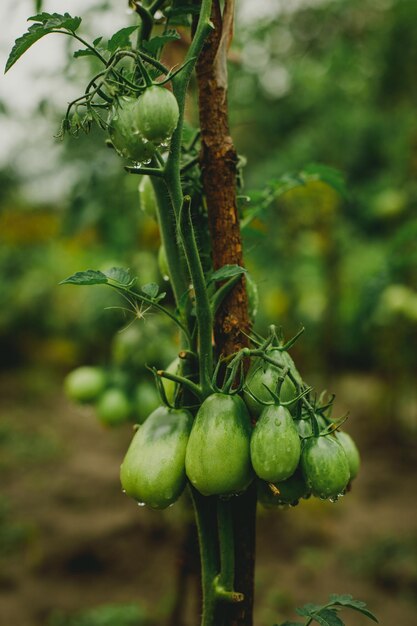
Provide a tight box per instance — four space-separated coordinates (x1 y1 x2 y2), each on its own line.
137 501 146 507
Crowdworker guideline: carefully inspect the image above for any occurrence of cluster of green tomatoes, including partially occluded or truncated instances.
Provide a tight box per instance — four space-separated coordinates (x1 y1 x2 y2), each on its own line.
119 341 360 510
107 85 179 164
63 320 178 427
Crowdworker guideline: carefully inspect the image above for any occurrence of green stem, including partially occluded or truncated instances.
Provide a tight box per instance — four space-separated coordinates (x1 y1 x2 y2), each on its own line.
217 499 234 591
179 197 213 393
150 177 189 309
190 488 219 626
157 369 202 400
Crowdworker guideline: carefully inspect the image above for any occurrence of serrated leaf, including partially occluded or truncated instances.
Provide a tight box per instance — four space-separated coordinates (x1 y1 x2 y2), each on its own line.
303 163 349 200
73 48 97 58
296 604 322 618
28 12 81 31
103 267 135 287
312 609 344 626
328 595 378 623
60 270 108 286
5 24 52 73
142 30 181 56
107 26 138 53
141 283 160 299
208 264 247 284
5 13 81 72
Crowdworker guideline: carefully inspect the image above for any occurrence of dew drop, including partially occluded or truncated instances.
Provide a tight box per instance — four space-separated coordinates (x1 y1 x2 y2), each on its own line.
329 495 339 503
137 501 146 508
122 489 126 494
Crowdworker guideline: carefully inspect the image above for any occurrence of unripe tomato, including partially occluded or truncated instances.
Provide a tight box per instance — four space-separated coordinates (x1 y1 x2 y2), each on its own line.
334 430 360 480
301 435 350 499
133 381 160 424
108 96 155 163
135 86 179 145
96 388 131 426
120 405 193 509
138 176 157 217
250 404 301 482
257 467 308 507
186 393 253 496
64 366 106 404
244 349 299 416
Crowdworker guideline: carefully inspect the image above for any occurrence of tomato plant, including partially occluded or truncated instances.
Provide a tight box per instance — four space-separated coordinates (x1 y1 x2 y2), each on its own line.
7 3 377 626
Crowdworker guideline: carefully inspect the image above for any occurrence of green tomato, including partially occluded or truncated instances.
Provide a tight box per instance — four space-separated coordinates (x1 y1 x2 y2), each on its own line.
135 86 179 145
301 435 350 499
185 393 253 496
96 388 131 426
250 404 301 482
257 467 308 507
244 349 298 416
296 417 313 439
120 405 193 509
64 366 106 404
334 431 360 480
133 381 160 424
138 176 157 217
108 96 155 163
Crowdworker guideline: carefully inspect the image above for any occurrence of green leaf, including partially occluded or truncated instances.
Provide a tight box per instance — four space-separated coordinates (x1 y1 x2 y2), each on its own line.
28 12 81 31
103 267 136 288
296 604 322 617
208 264 247 285
5 24 51 73
142 30 181 56
73 49 97 58
5 13 81 73
107 26 138 53
141 283 160 299
328 595 378 623
93 37 103 47
60 270 108 286
303 163 349 200
312 609 344 626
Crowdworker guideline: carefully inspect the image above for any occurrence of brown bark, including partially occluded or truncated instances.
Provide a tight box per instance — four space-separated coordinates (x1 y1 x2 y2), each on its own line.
195 2 256 625
196 0 250 357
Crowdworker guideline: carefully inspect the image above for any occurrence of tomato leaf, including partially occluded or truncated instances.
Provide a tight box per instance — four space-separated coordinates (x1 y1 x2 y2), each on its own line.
328 595 378 622
207 264 247 285
104 267 136 288
73 49 97 58
296 604 322 617
311 609 344 626
142 30 181 56
141 283 160 299
107 26 138 53
60 270 108 286
28 12 82 31
5 13 81 73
